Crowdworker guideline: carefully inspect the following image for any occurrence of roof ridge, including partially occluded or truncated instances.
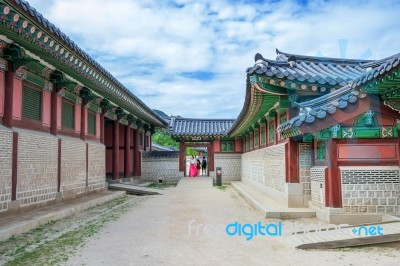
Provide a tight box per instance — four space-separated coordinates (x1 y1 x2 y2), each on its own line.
171 116 235 121
275 48 373 65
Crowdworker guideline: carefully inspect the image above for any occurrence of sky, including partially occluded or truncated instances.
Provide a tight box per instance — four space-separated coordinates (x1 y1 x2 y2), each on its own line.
26 0 400 119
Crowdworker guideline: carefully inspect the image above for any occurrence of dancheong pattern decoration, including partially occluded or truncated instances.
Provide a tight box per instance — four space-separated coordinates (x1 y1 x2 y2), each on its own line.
229 48 400 141
0 0 167 128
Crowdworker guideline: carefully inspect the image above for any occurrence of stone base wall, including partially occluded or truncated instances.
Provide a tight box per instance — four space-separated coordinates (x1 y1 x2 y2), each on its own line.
61 139 86 199
0 128 12 213
17 133 58 207
88 143 106 191
341 166 400 214
241 143 286 193
213 153 241 182
142 151 180 183
310 167 326 210
0 128 106 216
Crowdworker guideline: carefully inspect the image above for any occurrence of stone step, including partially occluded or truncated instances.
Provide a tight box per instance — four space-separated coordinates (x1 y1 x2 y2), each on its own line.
108 183 163 195
231 182 316 219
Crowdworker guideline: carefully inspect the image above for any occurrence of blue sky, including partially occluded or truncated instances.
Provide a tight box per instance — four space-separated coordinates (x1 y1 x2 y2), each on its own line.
26 0 400 118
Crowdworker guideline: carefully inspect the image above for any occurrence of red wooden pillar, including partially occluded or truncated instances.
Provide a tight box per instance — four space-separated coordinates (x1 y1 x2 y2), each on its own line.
42 90 51 128
285 138 299 183
325 139 342 208
80 104 87 140
112 120 120 180
273 115 278 145
3 63 23 127
234 137 242 152
179 140 185 172
100 113 105 144
50 90 62 135
0 65 5 120
209 140 215 172
133 128 141 177
124 125 132 178
3 65 13 127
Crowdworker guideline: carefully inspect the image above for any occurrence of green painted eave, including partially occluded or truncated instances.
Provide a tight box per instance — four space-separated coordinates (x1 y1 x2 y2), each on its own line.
0 2 167 128
230 89 280 136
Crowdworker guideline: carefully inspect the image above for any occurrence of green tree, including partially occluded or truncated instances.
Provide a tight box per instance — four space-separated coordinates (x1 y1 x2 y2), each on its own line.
185 147 198 156
152 129 179 148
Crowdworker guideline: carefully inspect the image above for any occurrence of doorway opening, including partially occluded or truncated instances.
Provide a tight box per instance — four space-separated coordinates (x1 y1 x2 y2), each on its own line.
184 146 209 177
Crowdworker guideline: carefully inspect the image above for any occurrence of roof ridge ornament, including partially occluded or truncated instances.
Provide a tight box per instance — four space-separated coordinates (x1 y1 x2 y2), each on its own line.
254 53 268 67
287 55 297 68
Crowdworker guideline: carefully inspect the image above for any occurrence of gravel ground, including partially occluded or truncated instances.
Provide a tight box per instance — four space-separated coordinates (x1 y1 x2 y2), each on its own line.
63 185 399 266
1 182 398 266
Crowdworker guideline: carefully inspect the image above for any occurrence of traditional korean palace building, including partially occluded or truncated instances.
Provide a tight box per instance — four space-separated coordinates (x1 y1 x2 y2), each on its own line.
169 50 400 223
0 0 167 215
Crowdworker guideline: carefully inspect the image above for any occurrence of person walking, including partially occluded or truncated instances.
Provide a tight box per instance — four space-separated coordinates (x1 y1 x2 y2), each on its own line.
201 156 207 176
188 155 198 177
196 158 201 175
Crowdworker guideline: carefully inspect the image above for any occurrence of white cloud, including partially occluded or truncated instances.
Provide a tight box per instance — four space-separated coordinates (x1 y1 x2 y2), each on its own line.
26 0 400 119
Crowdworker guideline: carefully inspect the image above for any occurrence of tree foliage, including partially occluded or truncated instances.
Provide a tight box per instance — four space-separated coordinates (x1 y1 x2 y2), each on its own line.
185 147 198 156
152 129 179 148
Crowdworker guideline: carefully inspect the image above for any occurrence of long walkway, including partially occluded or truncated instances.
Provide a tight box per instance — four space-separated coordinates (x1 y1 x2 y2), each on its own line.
66 179 399 266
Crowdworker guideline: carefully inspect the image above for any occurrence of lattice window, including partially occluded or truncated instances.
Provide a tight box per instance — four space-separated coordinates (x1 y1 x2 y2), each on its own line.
254 130 259 148
311 168 326 182
22 86 42 121
221 141 234 152
316 140 326 161
87 111 96 135
260 127 266 146
268 121 275 143
62 101 75 129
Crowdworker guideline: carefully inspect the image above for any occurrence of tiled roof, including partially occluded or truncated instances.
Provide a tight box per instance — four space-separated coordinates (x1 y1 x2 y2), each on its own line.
277 51 400 136
277 85 365 134
142 151 179 159
169 117 235 137
151 143 178 151
353 52 400 87
247 49 372 86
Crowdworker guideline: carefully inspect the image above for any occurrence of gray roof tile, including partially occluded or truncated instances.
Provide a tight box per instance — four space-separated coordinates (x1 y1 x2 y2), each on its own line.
265 50 400 136
169 117 235 137
247 50 371 86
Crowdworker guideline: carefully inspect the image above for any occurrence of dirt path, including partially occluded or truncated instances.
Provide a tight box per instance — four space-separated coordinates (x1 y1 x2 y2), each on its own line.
65 183 399 266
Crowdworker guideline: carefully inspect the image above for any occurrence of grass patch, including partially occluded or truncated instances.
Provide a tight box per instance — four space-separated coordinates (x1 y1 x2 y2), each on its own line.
0 196 143 266
215 185 227 191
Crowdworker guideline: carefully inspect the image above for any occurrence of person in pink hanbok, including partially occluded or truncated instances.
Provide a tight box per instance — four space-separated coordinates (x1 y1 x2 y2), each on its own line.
188 155 198 177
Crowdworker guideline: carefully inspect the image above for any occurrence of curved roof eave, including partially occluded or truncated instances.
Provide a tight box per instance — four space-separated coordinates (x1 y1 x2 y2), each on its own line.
6 0 167 128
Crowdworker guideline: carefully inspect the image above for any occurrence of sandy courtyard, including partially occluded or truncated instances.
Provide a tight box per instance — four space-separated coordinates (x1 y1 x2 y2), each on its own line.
67 179 399 266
